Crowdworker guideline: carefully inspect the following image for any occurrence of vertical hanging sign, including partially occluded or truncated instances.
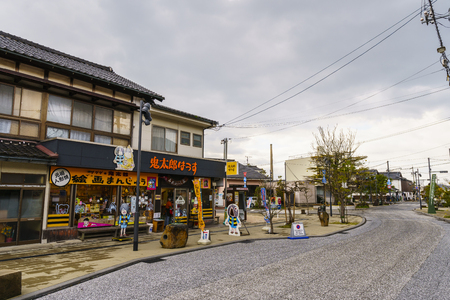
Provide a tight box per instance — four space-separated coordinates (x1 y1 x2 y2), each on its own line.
243 171 247 188
193 179 205 231
261 187 270 224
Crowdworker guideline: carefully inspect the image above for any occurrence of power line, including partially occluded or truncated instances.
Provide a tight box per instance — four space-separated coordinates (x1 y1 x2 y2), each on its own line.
222 7 423 127
225 67 442 129
228 86 449 139
360 116 450 144
227 71 444 129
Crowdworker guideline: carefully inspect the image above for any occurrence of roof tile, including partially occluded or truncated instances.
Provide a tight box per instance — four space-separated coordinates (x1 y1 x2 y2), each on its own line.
0 31 164 100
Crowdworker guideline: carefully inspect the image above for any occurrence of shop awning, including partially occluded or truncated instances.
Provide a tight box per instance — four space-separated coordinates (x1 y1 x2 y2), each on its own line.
0 138 58 165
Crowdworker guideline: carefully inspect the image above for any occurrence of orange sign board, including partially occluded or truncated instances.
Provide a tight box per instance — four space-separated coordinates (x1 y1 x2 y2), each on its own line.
50 166 158 187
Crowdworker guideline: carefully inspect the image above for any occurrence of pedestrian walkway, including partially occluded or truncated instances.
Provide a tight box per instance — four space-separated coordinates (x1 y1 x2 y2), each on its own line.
1 210 363 299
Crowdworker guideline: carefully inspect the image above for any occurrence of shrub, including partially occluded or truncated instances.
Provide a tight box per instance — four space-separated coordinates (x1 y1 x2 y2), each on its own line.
355 203 369 209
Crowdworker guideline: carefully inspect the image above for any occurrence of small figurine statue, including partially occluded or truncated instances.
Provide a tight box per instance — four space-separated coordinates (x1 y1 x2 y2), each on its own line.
118 203 131 237
225 204 241 236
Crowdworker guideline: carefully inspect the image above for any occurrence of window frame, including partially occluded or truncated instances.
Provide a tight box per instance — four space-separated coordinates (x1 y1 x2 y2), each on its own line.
0 83 15 116
193 133 202 148
45 94 131 146
180 131 191 146
151 125 178 153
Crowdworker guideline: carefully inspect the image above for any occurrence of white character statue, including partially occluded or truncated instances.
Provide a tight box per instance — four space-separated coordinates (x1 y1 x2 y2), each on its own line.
225 204 241 236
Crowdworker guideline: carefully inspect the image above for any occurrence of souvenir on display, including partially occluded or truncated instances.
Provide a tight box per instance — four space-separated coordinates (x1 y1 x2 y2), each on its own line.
225 204 241 236
75 198 86 214
118 203 131 237
106 202 117 213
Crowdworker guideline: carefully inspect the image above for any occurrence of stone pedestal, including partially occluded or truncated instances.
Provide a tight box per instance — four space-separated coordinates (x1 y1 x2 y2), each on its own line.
0 270 21 300
160 223 188 249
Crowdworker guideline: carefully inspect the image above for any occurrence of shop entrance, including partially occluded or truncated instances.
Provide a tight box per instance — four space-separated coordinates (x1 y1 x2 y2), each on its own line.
0 188 45 246
161 188 189 225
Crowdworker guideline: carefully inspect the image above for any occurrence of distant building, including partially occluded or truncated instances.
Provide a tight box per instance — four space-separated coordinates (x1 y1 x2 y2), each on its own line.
285 157 332 205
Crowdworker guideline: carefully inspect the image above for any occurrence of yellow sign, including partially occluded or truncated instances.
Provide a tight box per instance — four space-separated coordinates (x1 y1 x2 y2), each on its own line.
226 162 239 175
193 179 205 231
50 166 158 187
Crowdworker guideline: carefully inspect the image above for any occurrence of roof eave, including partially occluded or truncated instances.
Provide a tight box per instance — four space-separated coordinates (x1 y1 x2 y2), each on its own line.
1 49 165 102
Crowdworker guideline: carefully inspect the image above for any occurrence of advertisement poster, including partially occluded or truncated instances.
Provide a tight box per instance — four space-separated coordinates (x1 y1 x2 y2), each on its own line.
147 177 157 190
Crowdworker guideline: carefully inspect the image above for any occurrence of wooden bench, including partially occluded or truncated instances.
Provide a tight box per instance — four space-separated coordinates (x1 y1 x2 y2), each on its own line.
0 269 21 300
203 208 220 224
188 208 219 227
189 211 199 228
77 224 150 241
174 216 188 224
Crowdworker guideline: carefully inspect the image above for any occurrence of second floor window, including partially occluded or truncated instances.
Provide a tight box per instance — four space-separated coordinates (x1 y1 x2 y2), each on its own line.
0 84 42 138
46 94 131 145
180 131 190 146
193 134 202 148
152 126 177 153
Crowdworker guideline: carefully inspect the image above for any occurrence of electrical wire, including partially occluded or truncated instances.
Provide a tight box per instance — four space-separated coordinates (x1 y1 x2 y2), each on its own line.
227 86 449 139
359 116 450 144
222 6 424 127
227 70 444 129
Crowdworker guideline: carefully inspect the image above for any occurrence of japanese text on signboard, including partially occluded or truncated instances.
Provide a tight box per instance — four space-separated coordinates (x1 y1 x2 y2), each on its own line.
50 167 156 187
150 156 197 175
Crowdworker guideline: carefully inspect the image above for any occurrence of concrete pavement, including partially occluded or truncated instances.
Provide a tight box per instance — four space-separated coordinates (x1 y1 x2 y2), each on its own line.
1 208 364 299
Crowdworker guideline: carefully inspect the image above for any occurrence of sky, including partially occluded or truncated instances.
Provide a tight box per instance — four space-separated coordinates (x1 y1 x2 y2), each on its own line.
2 0 450 185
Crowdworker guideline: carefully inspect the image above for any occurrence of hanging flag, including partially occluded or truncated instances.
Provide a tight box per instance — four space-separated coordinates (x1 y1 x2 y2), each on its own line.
193 179 205 231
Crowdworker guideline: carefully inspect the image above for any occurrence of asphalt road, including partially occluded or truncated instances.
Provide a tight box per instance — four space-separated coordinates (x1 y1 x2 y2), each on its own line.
37 203 450 300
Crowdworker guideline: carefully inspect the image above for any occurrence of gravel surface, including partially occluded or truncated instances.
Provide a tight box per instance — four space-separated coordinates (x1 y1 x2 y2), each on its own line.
38 203 447 300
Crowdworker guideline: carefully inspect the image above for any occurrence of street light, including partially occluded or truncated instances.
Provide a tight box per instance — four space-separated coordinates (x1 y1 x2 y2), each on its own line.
133 100 153 251
324 158 332 217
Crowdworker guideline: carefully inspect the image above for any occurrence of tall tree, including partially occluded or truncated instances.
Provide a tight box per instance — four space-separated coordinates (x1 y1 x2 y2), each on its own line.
308 126 367 222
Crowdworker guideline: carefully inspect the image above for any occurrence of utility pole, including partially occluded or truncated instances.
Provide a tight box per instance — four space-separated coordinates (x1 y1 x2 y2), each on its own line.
387 161 391 203
221 138 230 205
417 168 422 209
428 157 432 183
221 138 230 224
270 144 274 199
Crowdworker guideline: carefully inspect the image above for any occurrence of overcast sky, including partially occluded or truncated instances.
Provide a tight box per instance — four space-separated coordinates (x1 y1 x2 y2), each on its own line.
2 0 450 184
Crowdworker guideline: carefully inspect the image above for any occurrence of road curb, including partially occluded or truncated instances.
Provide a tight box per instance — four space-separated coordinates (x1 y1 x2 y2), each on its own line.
414 210 450 223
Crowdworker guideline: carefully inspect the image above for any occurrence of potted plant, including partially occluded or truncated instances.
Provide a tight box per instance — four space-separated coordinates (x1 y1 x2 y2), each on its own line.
1 225 14 243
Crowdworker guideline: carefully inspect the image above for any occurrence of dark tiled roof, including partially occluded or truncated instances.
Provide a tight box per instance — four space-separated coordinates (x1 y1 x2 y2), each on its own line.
153 103 218 126
379 172 402 180
0 31 164 100
0 138 57 162
228 163 270 180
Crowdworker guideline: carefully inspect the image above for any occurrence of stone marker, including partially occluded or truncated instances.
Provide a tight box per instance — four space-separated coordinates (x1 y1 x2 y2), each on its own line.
160 223 188 248
0 269 21 300
318 211 329 226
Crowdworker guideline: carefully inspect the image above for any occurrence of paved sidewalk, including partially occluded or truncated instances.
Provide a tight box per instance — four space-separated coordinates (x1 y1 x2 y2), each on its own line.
1 210 363 299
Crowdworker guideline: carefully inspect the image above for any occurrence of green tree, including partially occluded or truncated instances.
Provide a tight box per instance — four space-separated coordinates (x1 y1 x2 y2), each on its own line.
308 126 367 222
421 184 445 207
374 174 389 205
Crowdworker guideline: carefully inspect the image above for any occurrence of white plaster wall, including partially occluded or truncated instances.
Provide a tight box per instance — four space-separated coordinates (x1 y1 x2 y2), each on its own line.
286 157 314 181
131 108 207 158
